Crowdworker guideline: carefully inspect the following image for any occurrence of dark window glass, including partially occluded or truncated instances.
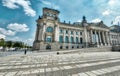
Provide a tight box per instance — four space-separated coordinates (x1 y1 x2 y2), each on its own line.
80 38 83 44
46 36 52 42
65 36 69 43
71 37 74 43
71 31 73 34
80 32 82 35
46 27 53 32
76 37 78 43
59 29 63 33
66 30 68 34
59 36 63 43
76 32 78 35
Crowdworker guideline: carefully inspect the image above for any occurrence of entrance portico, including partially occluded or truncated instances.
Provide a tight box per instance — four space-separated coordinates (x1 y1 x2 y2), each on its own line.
88 23 110 47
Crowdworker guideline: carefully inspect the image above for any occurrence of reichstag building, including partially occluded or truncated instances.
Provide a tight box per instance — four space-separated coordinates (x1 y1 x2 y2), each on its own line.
33 7 120 50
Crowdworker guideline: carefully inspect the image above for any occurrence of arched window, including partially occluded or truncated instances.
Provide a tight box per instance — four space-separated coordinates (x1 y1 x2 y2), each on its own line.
46 36 52 42
71 36 74 43
46 44 51 50
59 35 63 43
46 27 53 32
76 37 78 43
65 36 69 43
80 38 83 44
59 29 63 33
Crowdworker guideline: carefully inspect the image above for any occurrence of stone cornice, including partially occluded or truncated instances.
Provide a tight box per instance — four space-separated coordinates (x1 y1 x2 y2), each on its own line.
59 24 84 30
88 26 110 31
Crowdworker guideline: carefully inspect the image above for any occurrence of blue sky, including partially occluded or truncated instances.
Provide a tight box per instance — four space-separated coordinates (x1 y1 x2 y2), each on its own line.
0 0 120 45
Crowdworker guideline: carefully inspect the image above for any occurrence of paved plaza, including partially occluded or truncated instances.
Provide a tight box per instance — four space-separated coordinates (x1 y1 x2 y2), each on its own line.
0 51 120 76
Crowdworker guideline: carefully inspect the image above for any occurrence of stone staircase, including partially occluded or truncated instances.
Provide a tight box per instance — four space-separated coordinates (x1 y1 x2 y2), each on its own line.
60 46 112 54
0 52 120 76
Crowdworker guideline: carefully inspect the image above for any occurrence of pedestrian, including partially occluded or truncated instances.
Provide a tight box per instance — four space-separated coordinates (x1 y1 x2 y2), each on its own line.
24 49 27 55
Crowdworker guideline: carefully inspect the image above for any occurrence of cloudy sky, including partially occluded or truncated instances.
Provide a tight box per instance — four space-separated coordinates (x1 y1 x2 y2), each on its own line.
0 0 120 45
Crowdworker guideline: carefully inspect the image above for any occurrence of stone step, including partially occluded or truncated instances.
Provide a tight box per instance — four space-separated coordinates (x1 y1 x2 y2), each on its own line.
1 58 120 76
1 53 120 66
1 57 120 72
61 47 111 54
70 65 120 76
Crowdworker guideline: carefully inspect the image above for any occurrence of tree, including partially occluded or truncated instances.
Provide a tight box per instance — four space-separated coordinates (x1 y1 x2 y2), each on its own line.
0 38 5 47
13 42 22 47
6 41 12 48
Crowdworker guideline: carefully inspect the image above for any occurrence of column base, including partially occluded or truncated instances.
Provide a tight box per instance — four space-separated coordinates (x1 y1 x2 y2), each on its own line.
105 43 107 46
107 44 111 46
97 44 100 47
100 43 103 46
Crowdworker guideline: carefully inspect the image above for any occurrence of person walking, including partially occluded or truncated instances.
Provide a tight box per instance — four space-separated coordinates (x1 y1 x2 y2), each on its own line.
24 49 27 55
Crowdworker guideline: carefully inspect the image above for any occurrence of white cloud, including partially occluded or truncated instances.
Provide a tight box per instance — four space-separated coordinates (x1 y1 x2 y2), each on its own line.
7 37 34 46
7 23 29 32
76 19 81 22
108 0 115 6
6 36 23 42
41 0 60 9
102 10 111 16
24 38 34 46
2 0 36 16
0 34 6 39
42 0 51 6
113 16 120 25
91 18 101 23
108 0 120 6
0 28 16 36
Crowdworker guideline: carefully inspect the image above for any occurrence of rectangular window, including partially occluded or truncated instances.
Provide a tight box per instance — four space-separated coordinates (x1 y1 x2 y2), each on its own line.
59 29 63 33
71 31 73 34
80 32 82 35
59 35 63 43
46 36 52 42
76 32 78 35
66 30 68 34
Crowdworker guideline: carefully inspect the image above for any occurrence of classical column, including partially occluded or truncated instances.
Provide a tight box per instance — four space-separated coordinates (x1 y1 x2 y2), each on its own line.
68 30 71 43
63 29 66 43
106 32 110 46
54 25 59 42
98 31 102 46
78 32 80 44
35 24 39 41
108 32 112 45
83 25 88 47
90 30 93 43
74 31 76 43
41 24 46 41
102 31 106 45
95 30 99 47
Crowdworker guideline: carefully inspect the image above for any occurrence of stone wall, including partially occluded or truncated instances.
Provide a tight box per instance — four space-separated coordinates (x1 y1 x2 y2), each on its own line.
112 45 120 51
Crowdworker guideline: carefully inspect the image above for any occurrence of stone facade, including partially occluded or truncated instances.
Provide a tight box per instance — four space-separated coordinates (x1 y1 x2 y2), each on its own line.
33 7 120 51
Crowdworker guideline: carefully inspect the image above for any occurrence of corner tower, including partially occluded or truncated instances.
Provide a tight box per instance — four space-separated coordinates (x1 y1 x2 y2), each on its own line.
33 7 60 50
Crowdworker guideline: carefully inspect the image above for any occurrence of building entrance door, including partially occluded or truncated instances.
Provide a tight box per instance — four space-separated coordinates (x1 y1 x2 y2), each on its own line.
46 44 51 50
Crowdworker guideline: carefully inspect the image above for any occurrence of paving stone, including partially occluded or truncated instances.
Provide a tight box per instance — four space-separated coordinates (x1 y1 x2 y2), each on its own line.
22 70 31 75
16 71 24 75
78 73 89 76
91 70 102 75
5 72 17 76
39 69 44 73
96 69 107 74
85 72 97 76
1 52 120 76
0 72 6 76
52 67 59 71
71 74 78 76
64 66 72 69
46 68 51 72
30 70 39 74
